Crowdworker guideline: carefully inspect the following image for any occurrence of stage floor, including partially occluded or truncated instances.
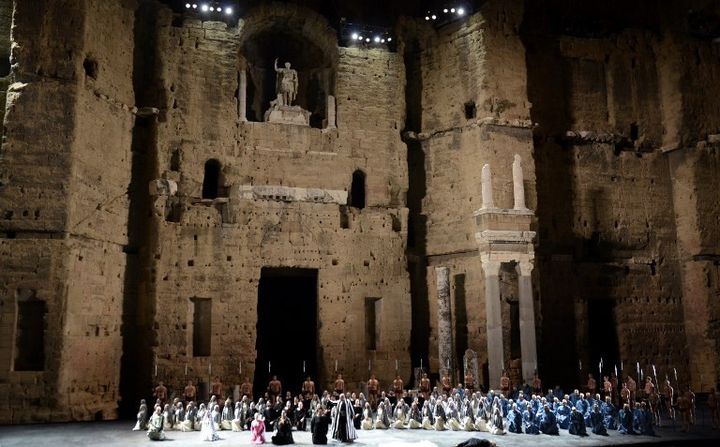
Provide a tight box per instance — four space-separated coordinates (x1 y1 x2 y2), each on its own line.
0 421 719 447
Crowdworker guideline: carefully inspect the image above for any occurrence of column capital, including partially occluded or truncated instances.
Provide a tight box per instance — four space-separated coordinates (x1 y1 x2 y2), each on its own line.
480 256 501 277
516 258 534 276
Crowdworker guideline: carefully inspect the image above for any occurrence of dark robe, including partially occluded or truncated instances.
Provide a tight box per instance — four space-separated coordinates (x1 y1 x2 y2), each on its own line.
271 418 294 445
522 409 540 434
590 409 608 435
352 403 362 429
539 409 559 435
311 414 331 444
456 438 495 447
568 410 588 436
618 408 635 434
330 399 358 442
508 408 523 433
295 407 307 431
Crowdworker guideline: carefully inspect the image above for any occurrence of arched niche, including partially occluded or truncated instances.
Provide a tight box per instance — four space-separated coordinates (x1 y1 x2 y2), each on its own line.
238 4 338 128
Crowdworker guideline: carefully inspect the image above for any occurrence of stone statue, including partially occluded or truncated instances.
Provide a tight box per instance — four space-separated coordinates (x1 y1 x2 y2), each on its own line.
274 58 298 106
481 164 494 209
512 154 527 210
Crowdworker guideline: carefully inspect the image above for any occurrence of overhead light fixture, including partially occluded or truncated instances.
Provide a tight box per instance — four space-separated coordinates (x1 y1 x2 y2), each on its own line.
431 14 437 20
225 7 233 15
351 33 359 40
457 8 465 16
200 4 209 12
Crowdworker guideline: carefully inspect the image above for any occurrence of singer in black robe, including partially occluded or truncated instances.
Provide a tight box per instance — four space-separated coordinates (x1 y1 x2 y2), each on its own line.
331 394 358 443
311 406 332 444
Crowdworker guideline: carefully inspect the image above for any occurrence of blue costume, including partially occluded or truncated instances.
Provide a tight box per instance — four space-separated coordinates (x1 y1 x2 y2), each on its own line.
568 409 588 436
538 407 559 435
638 407 655 436
555 402 571 430
507 408 523 434
601 401 617 430
617 406 635 434
522 409 540 434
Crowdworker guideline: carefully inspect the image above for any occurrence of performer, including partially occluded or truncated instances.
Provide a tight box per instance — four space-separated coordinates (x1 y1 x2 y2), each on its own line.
419 372 431 400
433 397 447 431
240 377 253 401
620 382 631 406
133 399 148 431
643 376 655 399
662 377 675 420
154 381 168 406
211 376 223 400
147 405 166 441
374 401 389 429
507 403 523 434
684 386 696 426
499 370 510 396
602 375 613 399
538 404 559 435
221 398 233 430
268 376 282 403
334 374 345 396
568 406 588 436
311 405 332 444
330 393 358 442
465 371 476 394
271 410 294 445
181 402 197 432
441 373 452 396
352 399 362 430
522 403 540 434
589 403 607 435
532 372 542 395
251 413 266 444
626 375 637 405
421 400 434 430
367 374 379 408
201 403 220 441
676 388 692 432
302 376 316 401
361 402 374 430
392 375 404 400
488 398 505 435
585 374 596 395
184 380 196 403
618 403 635 434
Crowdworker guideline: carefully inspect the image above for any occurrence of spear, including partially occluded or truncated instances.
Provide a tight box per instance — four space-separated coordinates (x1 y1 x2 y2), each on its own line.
652 364 658 392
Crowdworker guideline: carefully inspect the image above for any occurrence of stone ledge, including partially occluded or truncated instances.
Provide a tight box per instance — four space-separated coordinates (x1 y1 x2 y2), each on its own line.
235 184 348 204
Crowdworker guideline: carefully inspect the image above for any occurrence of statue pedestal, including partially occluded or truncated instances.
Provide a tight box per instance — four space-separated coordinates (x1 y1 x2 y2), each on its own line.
265 105 311 126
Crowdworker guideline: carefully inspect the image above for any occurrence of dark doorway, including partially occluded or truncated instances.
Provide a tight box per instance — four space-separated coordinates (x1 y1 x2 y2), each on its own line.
255 268 318 398
587 299 619 378
202 159 221 199
349 170 366 209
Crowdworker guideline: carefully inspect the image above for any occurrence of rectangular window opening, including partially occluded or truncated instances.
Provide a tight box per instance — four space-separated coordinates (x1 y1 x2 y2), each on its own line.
191 297 212 357
365 297 381 351
14 289 46 371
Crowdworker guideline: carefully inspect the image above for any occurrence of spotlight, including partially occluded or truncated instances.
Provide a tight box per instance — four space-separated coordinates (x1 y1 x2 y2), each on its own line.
374 36 380 43
192 3 197 9
209 6 214 12
365 37 370 42
387 37 392 42
451 8 456 13
358 35 363 40
425 16 430 21
185 3 191 8
381 38 386 43
200 4 209 12
351 33 359 40
225 7 233 15
431 14 437 20
457 8 465 16
443 8 448 13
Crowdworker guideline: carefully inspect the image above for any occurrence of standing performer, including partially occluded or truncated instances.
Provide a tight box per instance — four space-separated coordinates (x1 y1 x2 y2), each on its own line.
626 375 637 405
330 394 358 443
303 376 316 401
465 371 476 394
419 373 431 400
441 373 453 396
392 375 404 401
532 372 542 395
311 405 332 444
183 380 196 403
367 375 379 408
586 374 597 395
268 376 282 403
241 377 253 401
662 377 675 421
499 370 510 397
334 374 345 396
154 381 168 407
602 375 613 399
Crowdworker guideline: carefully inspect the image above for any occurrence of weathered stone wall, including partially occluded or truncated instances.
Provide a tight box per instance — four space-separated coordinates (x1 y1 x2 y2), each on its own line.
0 0 135 422
412 0 537 386
142 5 411 399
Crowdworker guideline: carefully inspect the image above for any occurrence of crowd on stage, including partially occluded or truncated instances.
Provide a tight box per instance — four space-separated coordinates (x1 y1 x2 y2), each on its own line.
134 370 720 443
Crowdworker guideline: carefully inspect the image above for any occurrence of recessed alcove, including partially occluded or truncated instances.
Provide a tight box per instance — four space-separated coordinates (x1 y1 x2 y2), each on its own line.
239 6 338 129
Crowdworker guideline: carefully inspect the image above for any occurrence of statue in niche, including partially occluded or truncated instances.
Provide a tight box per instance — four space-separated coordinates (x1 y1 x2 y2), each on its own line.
264 58 310 126
274 58 298 106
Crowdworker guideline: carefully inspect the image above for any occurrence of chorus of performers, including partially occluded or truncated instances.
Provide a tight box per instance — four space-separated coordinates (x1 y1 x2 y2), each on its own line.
135 370 718 442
